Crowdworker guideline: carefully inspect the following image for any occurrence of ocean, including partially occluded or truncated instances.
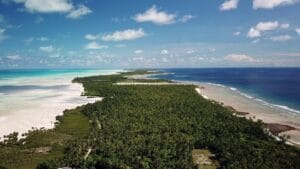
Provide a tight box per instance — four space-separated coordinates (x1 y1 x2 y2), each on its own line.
154 68 300 114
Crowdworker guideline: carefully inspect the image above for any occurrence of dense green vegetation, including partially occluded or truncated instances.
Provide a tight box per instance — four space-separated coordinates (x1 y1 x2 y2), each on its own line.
0 108 91 169
1 70 300 169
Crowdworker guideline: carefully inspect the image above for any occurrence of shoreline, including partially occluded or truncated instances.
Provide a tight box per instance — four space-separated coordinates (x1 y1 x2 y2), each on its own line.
131 73 300 146
2 70 300 145
194 83 300 146
0 81 102 140
0 70 123 140
1 70 300 168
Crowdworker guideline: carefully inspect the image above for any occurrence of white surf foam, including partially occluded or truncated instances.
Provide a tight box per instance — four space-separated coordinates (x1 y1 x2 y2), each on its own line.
203 82 300 115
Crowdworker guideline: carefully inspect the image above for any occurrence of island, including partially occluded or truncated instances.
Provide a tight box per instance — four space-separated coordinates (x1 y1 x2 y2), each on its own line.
0 70 299 169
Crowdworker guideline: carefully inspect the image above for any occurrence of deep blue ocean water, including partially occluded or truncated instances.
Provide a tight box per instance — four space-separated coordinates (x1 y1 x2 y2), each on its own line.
154 68 300 114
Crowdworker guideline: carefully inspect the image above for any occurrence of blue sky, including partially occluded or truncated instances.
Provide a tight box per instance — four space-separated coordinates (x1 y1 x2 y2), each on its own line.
0 0 300 69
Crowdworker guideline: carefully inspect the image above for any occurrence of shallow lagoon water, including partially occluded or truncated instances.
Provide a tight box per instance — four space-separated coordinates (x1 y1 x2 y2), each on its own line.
0 69 122 138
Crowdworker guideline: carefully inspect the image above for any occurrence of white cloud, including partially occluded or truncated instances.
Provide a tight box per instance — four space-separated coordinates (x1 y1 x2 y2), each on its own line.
85 42 108 50
66 4 92 19
186 50 196 54
131 56 144 62
134 50 143 54
101 28 146 41
280 23 290 29
6 54 21 60
225 54 255 62
161 57 169 63
296 28 300 35
13 0 74 13
133 5 176 25
179 15 195 23
25 36 48 44
270 34 292 42
247 28 261 38
220 0 239 11
84 34 99 40
9 0 91 19
247 21 279 38
256 21 279 31
40 45 55 52
0 28 8 42
233 31 241 36
253 0 298 9
160 49 169 55
251 39 260 43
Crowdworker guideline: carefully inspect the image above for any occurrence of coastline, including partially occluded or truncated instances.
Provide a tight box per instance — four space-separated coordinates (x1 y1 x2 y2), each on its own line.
194 83 300 145
0 70 121 139
134 73 300 146
1 71 299 143
1 70 300 169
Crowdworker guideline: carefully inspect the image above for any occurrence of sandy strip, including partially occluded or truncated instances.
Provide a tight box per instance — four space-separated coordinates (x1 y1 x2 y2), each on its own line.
126 73 171 80
125 73 300 145
0 82 102 140
0 70 126 140
0 70 124 140
115 82 178 85
195 84 300 146
195 88 209 99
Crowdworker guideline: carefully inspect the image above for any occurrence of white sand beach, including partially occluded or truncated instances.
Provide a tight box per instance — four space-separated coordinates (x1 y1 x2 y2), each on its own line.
195 83 300 145
0 70 122 139
127 74 300 145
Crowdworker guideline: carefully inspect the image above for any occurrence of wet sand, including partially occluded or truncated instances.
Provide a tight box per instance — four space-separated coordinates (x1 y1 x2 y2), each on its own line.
195 83 300 145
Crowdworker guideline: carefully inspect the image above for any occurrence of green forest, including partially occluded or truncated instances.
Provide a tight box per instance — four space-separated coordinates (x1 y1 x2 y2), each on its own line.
1 70 300 169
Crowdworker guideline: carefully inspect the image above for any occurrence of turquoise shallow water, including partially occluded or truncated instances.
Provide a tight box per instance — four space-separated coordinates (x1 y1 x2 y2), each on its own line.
0 69 123 87
0 69 122 137
0 69 122 80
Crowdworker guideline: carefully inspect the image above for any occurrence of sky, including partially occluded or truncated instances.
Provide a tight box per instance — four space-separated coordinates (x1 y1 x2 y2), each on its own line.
0 0 300 69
